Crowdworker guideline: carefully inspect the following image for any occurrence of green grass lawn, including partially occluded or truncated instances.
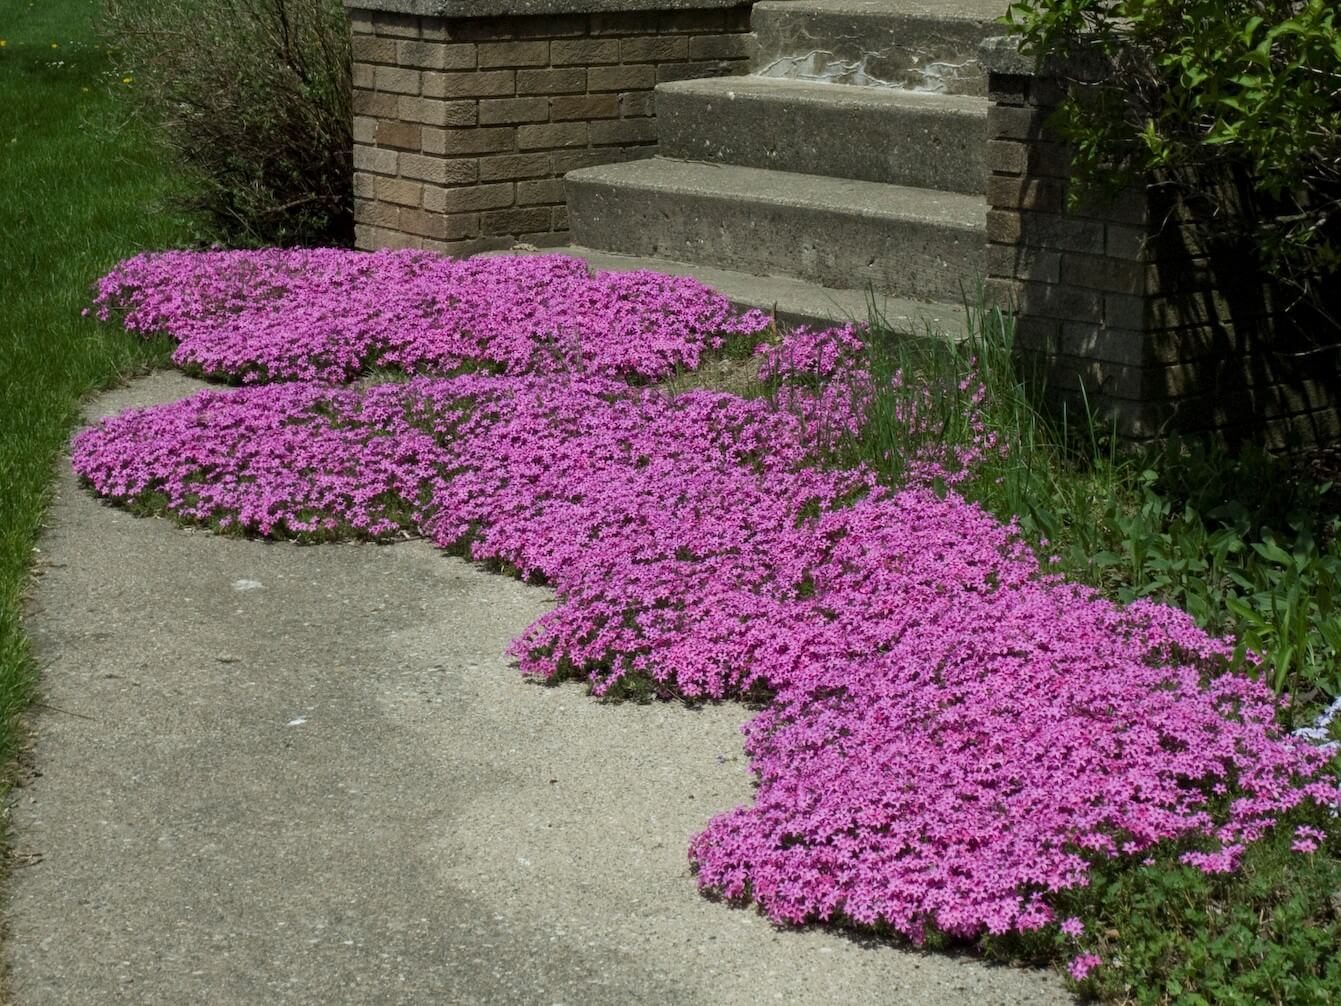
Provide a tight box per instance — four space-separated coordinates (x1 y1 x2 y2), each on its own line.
0 0 203 770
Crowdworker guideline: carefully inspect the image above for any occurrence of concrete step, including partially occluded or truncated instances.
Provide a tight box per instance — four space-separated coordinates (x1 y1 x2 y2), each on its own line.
565 158 986 303
750 0 1011 96
487 245 970 335
656 76 987 194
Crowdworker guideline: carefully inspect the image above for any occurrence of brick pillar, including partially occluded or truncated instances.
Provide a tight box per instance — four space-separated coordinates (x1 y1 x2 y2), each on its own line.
346 1 751 255
980 36 1341 449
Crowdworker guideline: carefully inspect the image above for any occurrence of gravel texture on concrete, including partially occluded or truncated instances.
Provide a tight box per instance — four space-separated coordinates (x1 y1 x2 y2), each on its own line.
7 371 1076 1005
748 0 1008 96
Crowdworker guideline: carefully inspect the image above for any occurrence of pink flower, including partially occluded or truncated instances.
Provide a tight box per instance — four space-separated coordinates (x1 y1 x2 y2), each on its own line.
1068 953 1103 981
1179 845 1245 874
1060 917 1085 939
1292 825 1327 854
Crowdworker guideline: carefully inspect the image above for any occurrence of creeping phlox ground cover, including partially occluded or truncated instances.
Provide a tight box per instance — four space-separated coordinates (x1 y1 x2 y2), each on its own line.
75 250 1339 985
90 248 769 384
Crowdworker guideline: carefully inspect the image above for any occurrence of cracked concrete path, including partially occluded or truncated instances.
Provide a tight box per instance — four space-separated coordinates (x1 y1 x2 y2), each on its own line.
6 372 1076 1005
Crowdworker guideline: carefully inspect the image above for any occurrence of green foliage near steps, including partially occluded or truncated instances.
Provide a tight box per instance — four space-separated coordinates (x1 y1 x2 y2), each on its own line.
1004 0 1341 321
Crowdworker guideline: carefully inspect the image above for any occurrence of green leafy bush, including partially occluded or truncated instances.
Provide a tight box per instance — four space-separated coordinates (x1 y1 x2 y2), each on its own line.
1004 0 1341 317
101 0 352 246
985 810 1341 1005
1086 449 1341 721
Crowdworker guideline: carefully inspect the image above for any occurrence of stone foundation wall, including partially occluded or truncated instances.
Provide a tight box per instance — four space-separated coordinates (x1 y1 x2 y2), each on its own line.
981 39 1341 449
348 2 750 254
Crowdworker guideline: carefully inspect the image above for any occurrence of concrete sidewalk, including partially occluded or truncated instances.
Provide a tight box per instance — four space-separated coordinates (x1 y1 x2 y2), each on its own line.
6 372 1075 1005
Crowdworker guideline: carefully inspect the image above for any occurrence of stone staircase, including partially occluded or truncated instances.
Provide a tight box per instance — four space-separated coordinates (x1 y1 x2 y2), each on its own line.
550 0 1009 333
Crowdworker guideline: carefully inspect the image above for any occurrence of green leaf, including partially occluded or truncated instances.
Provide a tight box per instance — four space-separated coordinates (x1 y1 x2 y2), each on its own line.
1225 595 1265 628
1252 540 1293 566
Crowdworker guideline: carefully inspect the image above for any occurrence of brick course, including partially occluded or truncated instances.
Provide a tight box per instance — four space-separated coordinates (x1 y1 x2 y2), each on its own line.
984 66 1341 447
350 4 750 255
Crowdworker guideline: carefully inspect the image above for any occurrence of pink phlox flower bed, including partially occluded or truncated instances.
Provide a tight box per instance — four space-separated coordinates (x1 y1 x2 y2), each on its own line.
92 249 770 383
74 250 1339 951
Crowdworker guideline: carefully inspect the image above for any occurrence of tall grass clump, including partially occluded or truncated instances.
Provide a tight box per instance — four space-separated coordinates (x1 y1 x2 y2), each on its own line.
100 0 352 246
0 2 203 772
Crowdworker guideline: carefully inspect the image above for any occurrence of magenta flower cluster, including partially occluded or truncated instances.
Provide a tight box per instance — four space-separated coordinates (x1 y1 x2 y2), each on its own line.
75 251 1339 960
92 249 771 384
1068 954 1104 982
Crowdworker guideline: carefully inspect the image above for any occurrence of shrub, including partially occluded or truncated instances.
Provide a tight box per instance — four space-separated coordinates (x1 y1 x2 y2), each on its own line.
1005 0 1341 321
101 0 353 246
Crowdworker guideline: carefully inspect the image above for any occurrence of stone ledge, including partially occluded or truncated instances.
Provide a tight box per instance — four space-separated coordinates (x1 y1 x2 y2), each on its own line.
979 34 1112 82
347 0 747 18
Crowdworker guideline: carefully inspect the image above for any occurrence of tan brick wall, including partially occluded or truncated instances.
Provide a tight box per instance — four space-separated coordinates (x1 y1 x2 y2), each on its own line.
349 5 750 255
983 69 1341 449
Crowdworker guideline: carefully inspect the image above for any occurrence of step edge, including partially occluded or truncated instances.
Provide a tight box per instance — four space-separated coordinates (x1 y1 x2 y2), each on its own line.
493 246 973 336
565 160 988 232
655 75 990 116
749 0 1009 25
